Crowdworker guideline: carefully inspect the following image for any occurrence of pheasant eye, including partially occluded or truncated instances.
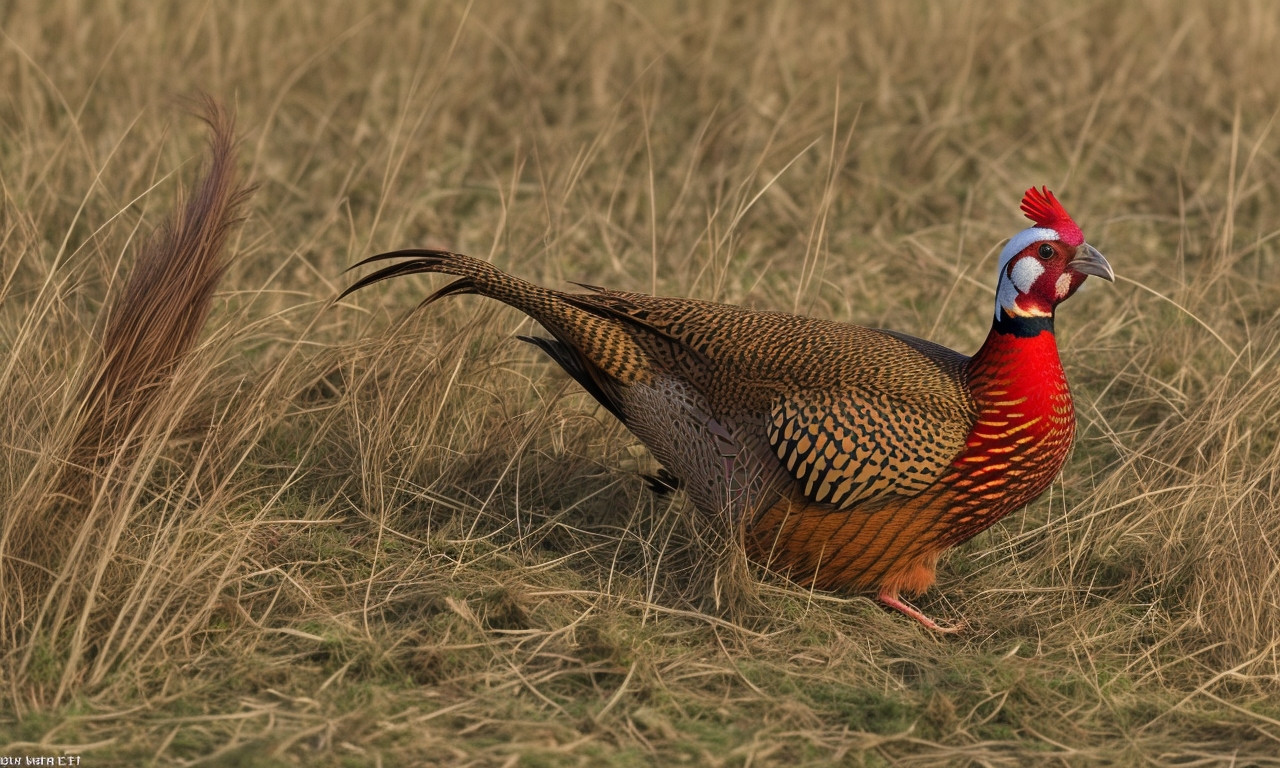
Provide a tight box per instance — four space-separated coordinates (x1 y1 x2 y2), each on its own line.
1037 243 1054 259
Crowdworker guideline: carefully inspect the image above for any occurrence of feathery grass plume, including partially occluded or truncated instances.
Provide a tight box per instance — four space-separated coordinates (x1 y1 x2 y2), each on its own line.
0 97 254 706
69 96 253 478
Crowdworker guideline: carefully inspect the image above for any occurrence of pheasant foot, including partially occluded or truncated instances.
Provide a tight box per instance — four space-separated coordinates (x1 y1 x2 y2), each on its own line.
877 591 966 634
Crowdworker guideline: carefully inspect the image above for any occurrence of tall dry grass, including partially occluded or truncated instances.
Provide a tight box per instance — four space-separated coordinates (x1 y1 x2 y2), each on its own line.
1 0 1280 763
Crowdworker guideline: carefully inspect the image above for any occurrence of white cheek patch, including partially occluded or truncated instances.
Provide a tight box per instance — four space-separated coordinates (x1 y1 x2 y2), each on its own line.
995 255 1050 319
1055 272 1072 299
1010 257 1044 293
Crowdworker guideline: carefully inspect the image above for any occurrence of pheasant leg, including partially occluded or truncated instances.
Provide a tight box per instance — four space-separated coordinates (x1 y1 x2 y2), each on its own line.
877 591 966 634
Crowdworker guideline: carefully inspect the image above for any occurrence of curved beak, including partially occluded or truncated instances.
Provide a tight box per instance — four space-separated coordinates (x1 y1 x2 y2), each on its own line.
1068 243 1114 282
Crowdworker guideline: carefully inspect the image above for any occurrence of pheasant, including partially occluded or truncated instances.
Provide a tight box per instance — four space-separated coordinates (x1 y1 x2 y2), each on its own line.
341 187 1113 631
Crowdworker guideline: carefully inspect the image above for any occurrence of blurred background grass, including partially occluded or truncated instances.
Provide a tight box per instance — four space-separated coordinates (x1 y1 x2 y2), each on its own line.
2 0 1280 764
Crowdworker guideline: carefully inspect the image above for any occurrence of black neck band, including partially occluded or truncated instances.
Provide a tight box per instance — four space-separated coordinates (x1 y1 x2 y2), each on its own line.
993 313 1055 338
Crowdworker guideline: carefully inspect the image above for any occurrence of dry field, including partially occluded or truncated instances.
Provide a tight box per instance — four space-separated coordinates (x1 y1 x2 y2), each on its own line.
3 0 1280 764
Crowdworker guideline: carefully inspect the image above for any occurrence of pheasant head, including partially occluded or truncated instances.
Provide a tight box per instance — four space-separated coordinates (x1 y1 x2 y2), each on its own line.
994 187 1113 324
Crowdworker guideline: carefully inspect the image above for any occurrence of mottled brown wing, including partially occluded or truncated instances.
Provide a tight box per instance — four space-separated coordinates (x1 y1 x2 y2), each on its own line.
551 286 975 509
767 387 971 509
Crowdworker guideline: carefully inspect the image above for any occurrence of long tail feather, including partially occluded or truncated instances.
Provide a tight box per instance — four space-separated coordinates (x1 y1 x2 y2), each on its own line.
337 251 463 301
